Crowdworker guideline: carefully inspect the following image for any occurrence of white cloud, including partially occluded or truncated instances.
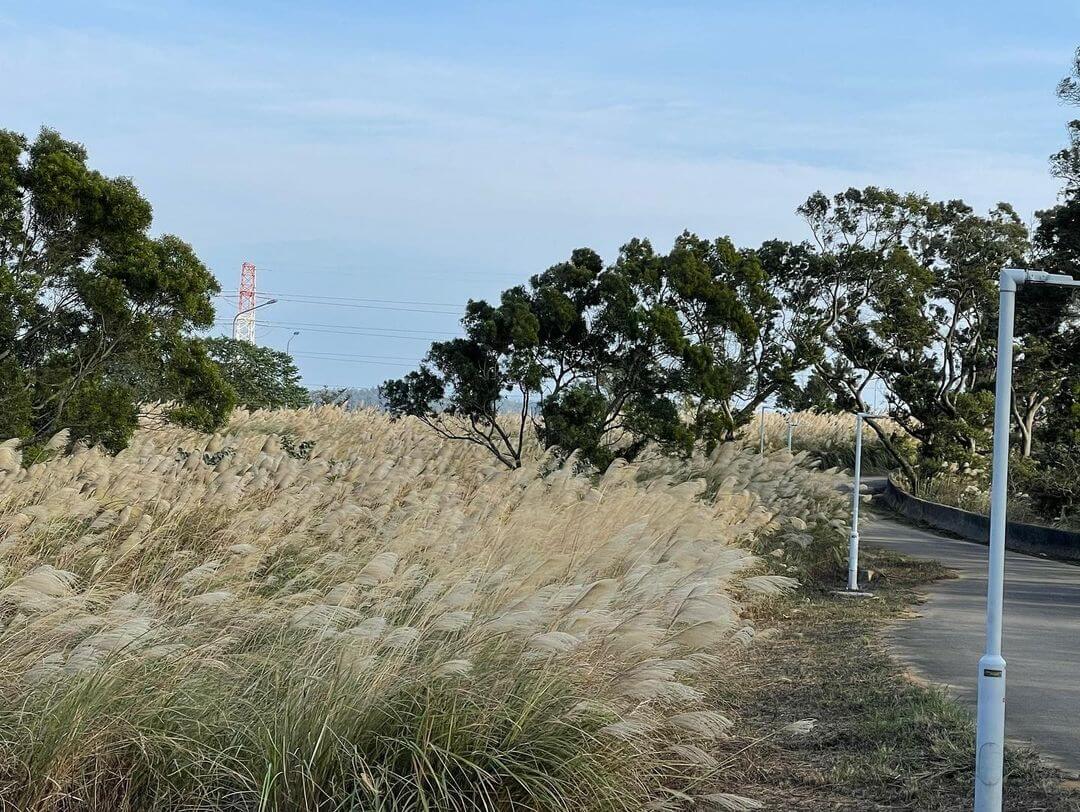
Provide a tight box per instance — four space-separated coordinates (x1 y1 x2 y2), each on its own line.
0 7 1069 384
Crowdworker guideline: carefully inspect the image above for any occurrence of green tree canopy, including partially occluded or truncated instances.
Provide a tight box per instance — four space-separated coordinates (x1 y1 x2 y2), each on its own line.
0 127 232 452
204 338 310 411
1015 50 1080 518
761 187 1029 487
381 236 765 469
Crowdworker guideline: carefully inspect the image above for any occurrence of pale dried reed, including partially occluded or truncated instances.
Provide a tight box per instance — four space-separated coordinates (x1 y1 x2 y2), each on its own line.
0 406 846 810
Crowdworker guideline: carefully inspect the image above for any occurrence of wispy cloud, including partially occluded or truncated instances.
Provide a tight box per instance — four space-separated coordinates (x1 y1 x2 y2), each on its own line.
0 1 1071 384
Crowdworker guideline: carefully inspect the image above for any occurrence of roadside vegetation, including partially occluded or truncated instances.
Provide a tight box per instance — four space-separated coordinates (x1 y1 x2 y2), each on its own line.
719 547 1080 810
2 407 1076 809
914 456 1080 531
0 407 851 810
751 410 904 476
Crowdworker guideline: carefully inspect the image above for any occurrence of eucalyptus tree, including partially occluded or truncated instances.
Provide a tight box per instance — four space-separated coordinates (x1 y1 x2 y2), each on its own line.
1014 48 1080 517
1052 46 1080 191
761 187 1029 488
1013 50 1080 458
0 128 232 453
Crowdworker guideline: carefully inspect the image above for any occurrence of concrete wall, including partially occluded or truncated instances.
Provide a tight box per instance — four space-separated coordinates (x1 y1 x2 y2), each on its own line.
879 479 1080 563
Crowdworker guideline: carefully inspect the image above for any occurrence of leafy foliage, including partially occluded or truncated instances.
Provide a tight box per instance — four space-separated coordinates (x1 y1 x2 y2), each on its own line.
204 337 310 411
1012 50 1080 524
1052 48 1080 191
760 187 1029 488
279 434 315 460
383 239 767 468
0 128 231 451
1014 446 1080 524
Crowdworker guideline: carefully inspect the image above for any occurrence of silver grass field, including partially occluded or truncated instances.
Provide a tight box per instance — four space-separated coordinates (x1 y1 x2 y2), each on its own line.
0 407 849 811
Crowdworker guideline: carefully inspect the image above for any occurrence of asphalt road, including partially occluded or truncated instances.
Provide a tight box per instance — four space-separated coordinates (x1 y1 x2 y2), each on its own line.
862 507 1080 775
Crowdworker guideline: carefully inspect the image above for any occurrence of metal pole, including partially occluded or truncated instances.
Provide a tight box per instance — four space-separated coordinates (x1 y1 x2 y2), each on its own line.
847 413 865 591
230 298 278 341
972 269 1080 811
759 404 766 454
846 411 886 592
286 331 300 353
786 415 793 451
974 271 1018 812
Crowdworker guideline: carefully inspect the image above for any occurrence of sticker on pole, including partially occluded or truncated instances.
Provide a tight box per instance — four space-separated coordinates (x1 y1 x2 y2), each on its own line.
983 668 1003 678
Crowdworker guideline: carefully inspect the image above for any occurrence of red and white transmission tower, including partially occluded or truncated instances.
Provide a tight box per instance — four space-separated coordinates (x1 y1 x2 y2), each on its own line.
233 261 257 342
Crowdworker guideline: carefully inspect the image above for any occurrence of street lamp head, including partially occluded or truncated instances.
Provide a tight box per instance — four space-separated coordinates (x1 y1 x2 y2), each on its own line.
1002 268 1080 290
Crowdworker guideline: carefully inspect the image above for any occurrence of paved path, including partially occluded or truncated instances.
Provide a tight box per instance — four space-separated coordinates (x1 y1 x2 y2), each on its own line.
862 507 1080 774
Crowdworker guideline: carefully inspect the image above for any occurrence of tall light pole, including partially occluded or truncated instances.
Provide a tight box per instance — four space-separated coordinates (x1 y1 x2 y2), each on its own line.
231 298 277 342
974 268 1080 812
286 330 300 353
847 411 886 592
759 404 767 454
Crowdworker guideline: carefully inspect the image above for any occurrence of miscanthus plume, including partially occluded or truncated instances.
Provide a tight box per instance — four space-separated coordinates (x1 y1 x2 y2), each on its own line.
0 407 846 811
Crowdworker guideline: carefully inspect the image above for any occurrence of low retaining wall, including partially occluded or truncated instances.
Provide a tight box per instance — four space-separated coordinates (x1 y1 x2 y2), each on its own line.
879 479 1080 563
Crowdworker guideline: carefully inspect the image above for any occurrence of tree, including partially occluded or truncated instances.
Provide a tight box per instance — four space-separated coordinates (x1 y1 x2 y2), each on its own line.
112 332 235 434
781 369 842 413
0 128 232 452
1052 47 1080 191
205 338 310 411
381 238 762 469
762 187 1029 488
616 233 812 444
1012 48 1080 517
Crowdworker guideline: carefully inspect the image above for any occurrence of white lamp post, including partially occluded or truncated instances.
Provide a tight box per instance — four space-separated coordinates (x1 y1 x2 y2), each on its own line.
784 411 799 451
759 404 767 454
846 411 887 592
974 268 1080 812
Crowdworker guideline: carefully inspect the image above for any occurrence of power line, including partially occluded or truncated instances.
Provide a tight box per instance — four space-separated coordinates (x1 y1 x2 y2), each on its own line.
234 264 525 281
210 318 454 341
293 352 417 367
212 293 460 316
296 350 418 362
220 290 463 309
266 319 455 336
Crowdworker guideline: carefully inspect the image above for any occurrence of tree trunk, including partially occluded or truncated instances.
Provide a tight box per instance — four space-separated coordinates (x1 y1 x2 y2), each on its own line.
1012 394 1047 458
864 417 919 493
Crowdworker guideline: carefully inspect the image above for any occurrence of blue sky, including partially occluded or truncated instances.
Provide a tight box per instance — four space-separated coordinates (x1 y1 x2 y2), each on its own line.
2 1 1077 387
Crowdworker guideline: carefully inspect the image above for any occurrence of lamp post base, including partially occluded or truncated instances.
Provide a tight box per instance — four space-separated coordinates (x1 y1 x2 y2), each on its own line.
832 589 875 598
975 653 1007 812
846 530 861 591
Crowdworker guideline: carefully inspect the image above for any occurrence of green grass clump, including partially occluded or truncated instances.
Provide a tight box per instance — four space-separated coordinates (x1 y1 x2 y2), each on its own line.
0 644 645 811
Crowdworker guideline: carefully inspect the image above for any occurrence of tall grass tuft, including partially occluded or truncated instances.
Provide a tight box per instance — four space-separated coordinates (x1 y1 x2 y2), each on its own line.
748 410 904 474
0 407 846 810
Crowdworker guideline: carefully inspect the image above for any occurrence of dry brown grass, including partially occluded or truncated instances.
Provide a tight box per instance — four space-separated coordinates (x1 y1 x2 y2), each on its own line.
0 407 849 810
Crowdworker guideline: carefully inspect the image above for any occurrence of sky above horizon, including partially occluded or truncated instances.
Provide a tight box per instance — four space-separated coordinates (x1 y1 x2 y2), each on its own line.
2 1 1078 387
